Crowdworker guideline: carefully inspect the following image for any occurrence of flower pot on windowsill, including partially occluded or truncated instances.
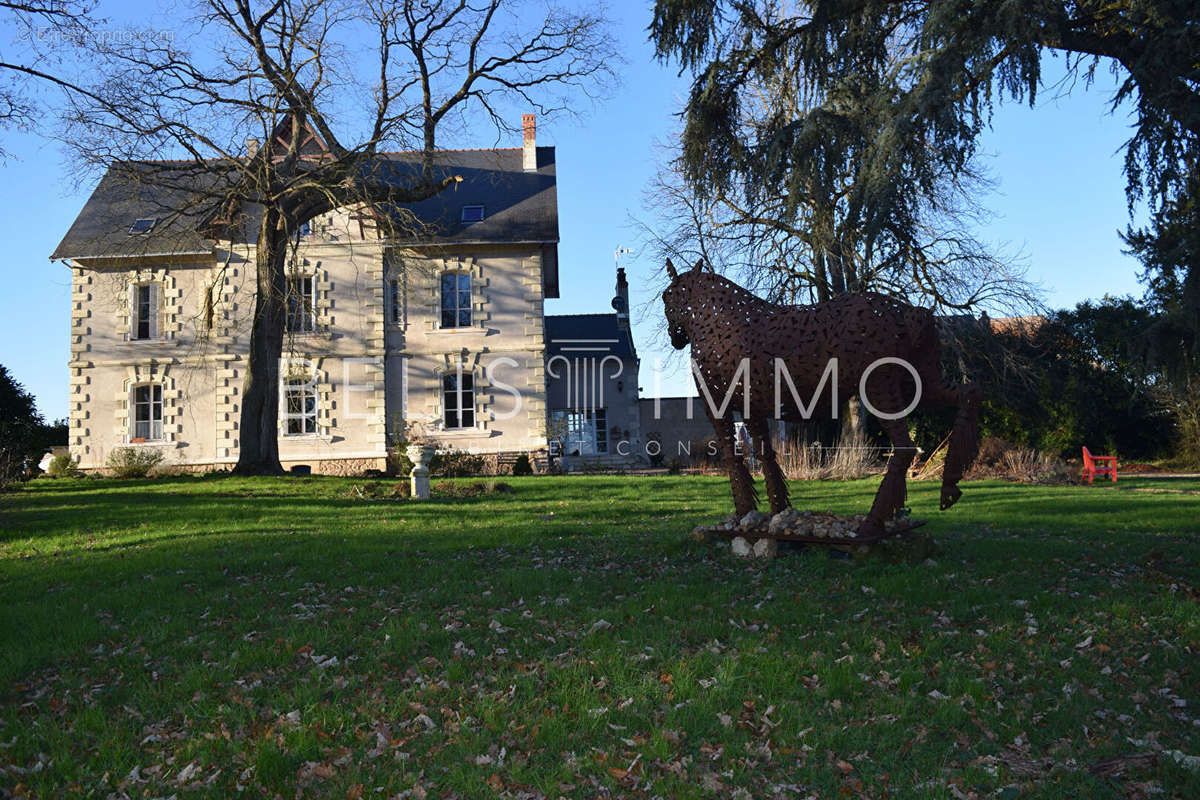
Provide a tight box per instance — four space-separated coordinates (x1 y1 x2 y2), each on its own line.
130 437 147 444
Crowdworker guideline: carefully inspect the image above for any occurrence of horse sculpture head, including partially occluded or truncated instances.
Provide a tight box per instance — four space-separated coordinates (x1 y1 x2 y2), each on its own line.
662 257 711 350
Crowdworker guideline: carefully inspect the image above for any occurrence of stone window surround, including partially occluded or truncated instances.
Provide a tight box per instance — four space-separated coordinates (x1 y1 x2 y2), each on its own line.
431 257 488 333
425 352 493 437
118 267 183 344
285 260 332 337
278 356 333 440
116 363 181 448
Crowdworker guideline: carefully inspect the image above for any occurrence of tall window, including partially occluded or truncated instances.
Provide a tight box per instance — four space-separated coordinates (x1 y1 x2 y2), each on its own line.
283 377 318 435
552 409 607 455
132 384 163 440
440 272 471 328
286 275 314 333
133 283 159 340
389 277 402 324
442 371 475 429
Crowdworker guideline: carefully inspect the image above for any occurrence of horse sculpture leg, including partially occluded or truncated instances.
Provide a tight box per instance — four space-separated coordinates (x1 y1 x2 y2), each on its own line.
924 382 982 510
747 415 789 513
861 417 918 539
710 413 758 516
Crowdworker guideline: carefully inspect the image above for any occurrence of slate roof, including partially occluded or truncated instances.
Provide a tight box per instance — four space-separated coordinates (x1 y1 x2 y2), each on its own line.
544 314 637 361
50 147 558 260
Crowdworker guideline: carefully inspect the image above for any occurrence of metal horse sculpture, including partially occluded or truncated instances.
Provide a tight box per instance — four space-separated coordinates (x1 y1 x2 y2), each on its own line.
662 259 981 540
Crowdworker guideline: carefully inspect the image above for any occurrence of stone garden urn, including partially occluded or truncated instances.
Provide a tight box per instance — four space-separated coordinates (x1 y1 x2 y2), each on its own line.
406 444 435 500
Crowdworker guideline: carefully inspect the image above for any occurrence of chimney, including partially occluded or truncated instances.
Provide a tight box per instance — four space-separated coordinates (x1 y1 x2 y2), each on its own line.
522 114 537 171
246 137 260 158
613 267 630 329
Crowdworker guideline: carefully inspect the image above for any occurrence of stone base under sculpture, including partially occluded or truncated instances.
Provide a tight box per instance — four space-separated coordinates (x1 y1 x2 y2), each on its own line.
692 508 928 559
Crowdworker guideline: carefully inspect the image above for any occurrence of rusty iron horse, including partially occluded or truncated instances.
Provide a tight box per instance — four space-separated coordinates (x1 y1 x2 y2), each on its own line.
662 259 981 540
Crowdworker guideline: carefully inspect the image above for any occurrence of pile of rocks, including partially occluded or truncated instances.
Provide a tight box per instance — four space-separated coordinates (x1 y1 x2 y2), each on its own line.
691 508 915 559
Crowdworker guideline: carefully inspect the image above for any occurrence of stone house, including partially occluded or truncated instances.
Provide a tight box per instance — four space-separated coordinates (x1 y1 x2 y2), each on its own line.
53 117 644 474
544 267 645 468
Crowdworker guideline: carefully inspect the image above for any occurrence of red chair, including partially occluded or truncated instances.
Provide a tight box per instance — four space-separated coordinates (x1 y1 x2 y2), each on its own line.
1081 447 1117 484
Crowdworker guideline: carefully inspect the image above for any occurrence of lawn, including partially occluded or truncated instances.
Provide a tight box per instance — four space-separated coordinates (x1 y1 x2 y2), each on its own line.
1 474 1197 799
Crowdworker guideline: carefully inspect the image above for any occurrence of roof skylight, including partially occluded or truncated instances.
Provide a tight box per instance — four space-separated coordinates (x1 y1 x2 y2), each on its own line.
128 218 158 235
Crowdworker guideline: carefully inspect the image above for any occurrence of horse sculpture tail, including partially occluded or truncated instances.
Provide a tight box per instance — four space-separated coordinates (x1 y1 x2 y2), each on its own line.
939 383 982 510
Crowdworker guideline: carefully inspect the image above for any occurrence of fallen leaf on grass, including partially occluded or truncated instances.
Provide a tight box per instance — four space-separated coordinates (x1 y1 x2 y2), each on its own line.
1089 752 1157 778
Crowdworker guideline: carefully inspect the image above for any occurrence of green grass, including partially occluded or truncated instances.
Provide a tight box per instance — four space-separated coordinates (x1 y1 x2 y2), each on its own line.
1 474 1197 798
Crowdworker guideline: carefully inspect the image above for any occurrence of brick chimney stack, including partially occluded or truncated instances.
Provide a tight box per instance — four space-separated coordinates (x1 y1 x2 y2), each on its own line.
522 114 537 171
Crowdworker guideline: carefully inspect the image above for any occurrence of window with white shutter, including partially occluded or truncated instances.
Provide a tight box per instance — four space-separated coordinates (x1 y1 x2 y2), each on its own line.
133 283 160 340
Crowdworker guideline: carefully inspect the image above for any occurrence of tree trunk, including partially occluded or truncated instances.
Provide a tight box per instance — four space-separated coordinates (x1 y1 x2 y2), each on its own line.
233 206 289 475
841 395 866 442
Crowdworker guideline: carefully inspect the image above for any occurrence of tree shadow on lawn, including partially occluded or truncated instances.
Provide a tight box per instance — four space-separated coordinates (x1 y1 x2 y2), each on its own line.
2 477 1198 797
0 475 704 548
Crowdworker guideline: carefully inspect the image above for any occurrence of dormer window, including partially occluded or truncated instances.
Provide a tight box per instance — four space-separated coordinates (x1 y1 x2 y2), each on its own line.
129 218 157 235
460 205 485 223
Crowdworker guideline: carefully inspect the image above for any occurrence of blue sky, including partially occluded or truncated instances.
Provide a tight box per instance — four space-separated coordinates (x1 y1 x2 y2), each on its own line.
0 2 1147 418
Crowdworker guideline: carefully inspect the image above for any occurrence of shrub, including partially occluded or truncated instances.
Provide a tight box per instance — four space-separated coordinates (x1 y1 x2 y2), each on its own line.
512 453 533 476
106 447 166 478
433 479 515 498
435 448 486 478
965 437 1073 483
387 443 489 478
645 434 665 468
776 427 881 480
46 452 80 478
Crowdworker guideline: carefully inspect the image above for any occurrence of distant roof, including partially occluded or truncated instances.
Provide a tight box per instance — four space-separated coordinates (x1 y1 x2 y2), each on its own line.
988 315 1049 336
545 314 636 361
51 147 558 261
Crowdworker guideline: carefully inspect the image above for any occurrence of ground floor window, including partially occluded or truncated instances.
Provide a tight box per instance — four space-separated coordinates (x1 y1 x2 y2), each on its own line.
132 384 163 440
442 371 475 429
551 408 607 455
284 377 318 435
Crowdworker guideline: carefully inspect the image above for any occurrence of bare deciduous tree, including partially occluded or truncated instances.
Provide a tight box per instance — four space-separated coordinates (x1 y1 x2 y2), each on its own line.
0 0 96 155
58 0 616 474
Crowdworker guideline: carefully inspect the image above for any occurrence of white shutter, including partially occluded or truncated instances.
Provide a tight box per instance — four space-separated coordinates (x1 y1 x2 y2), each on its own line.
128 282 137 341
149 283 160 339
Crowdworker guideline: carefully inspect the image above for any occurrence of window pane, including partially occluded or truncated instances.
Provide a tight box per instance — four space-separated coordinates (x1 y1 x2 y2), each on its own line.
461 410 474 428
458 310 471 327
441 290 455 309
595 410 608 453
458 274 471 291
441 310 456 328
460 373 473 391
457 291 471 309
136 285 151 339
288 418 302 435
